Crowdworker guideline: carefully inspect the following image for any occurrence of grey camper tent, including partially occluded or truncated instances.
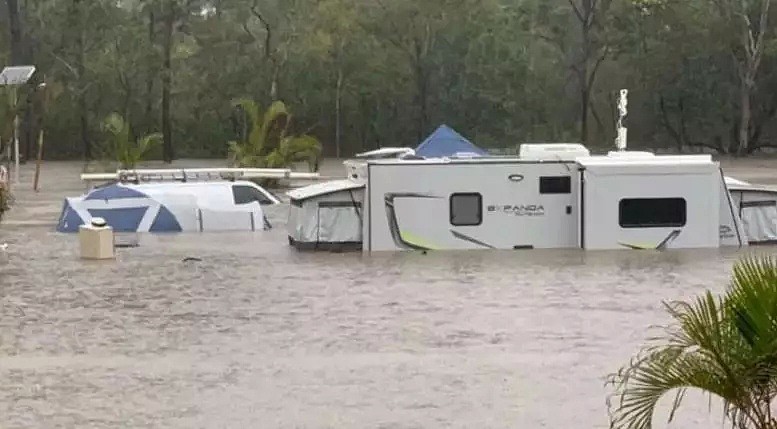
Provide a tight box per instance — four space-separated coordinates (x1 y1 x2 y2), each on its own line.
286 179 365 250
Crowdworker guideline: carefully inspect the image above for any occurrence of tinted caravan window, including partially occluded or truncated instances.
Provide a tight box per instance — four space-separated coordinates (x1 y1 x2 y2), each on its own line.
540 176 572 194
233 185 273 205
450 193 482 226
619 198 687 228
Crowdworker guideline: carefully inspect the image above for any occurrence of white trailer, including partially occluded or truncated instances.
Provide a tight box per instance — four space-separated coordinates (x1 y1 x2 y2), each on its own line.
364 159 581 251
287 147 748 253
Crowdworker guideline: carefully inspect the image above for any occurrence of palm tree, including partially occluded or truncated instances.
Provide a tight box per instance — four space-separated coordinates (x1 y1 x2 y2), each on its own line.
607 255 777 429
227 98 322 172
102 113 161 170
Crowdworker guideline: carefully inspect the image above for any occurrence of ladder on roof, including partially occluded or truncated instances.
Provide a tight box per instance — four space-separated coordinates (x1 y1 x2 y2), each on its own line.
80 167 327 187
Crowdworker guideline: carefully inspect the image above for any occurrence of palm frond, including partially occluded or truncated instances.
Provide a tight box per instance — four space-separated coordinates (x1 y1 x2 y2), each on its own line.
136 133 162 158
231 98 264 152
261 100 291 154
608 291 753 429
231 98 261 133
102 113 158 169
726 256 777 354
609 255 777 429
226 98 320 173
279 135 323 172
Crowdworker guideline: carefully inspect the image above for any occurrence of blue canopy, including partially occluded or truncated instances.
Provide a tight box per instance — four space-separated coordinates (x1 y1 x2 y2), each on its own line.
56 184 183 233
84 184 148 200
414 125 487 158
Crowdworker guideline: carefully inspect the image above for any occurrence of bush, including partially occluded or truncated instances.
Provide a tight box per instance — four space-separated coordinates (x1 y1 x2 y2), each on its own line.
0 186 10 222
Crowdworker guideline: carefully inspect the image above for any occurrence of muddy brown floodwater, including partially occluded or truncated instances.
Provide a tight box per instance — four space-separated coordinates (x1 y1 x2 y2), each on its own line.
1 158 777 428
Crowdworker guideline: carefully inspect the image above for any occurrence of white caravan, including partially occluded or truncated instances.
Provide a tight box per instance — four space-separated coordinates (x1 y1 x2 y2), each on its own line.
287 145 751 252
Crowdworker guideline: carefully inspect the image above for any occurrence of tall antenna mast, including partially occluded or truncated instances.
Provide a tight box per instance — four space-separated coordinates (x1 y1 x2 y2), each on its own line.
615 89 628 151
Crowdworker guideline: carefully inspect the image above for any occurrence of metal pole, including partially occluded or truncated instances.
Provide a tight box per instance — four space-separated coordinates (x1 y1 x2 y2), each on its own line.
33 129 43 191
615 89 628 151
33 81 46 192
12 87 19 184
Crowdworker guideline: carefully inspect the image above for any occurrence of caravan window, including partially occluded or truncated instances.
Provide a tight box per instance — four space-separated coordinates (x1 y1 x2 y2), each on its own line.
233 185 273 205
450 193 482 226
540 176 571 194
619 198 687 228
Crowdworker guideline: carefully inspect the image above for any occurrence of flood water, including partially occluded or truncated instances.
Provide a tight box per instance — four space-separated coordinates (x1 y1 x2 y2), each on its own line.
1 158 777 428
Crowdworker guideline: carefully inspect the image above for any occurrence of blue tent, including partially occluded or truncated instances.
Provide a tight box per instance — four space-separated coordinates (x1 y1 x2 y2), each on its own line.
57 184 183 233
414 125 487 158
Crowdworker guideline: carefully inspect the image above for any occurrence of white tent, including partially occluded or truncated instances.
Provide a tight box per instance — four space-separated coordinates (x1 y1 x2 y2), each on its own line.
286 179 365 250
725 177 777 244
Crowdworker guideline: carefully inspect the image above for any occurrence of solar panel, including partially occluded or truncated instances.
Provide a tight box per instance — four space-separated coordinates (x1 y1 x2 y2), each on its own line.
0 66 36 85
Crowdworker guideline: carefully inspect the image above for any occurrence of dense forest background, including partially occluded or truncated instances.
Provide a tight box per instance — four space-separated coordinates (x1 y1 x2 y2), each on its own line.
1 0 776 161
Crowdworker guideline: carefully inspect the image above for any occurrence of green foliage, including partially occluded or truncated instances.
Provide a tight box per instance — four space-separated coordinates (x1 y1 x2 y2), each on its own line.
228 99 322 172
0 186 10 221
102 113 162 169
11 0 777 158
607 255 777 429
0 89 17 144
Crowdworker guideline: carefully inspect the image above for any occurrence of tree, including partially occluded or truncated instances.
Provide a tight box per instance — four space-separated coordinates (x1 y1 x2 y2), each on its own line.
568 0 614 145
5 0 25 65
608 255 777 429
706 0 772 155
227 98 322 172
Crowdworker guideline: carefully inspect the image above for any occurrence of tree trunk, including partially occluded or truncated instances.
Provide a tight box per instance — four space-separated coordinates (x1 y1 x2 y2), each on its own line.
73 0 91 160
145 7 156 134
738 79 751 155
66 0 90 160
580 83 589 145
6 0 24 65
576 1 592 146
335 65 343 159
414 60 428 141
161 1 175 163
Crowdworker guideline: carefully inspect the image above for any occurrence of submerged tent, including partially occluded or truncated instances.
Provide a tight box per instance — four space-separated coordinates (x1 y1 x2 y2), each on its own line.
414 125 487 158
286 179 364 251
57 184 184 233
725 177 777 244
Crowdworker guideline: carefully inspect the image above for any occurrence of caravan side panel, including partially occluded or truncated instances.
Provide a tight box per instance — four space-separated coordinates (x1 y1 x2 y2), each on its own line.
367 161 579 252
581 167 720 250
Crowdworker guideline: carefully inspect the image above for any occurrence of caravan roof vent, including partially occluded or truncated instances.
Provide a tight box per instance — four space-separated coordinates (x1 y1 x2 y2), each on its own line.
519 143 590 161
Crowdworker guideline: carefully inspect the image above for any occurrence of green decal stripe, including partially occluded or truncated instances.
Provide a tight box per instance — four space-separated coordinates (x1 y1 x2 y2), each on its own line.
399 231 440 250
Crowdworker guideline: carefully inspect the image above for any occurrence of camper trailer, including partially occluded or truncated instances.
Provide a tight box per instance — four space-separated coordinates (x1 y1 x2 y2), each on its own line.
287 144 754 252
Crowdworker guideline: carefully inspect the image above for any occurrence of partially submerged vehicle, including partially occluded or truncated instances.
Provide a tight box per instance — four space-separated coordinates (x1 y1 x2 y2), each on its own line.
287 144 776 252
57 180 278 233
57 167 300 233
